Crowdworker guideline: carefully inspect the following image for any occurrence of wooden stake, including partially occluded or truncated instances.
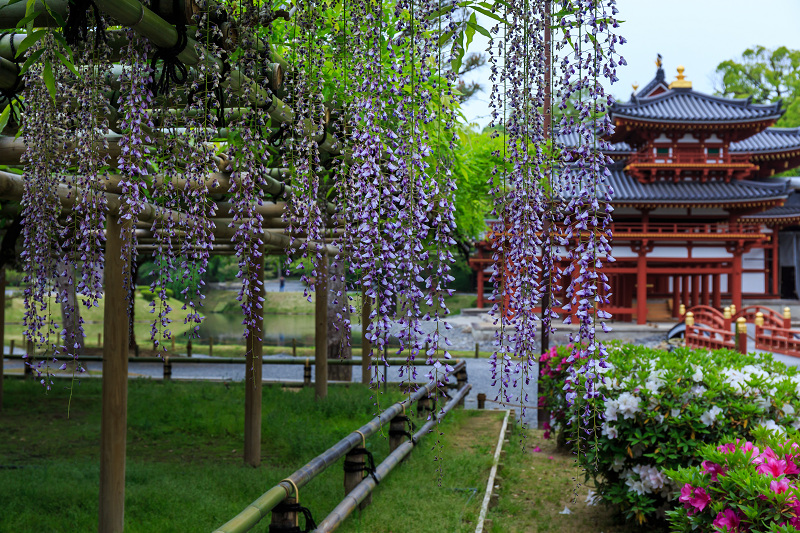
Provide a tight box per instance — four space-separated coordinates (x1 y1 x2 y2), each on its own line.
474 342 479 359
315 254 328 400
9 338 13 356
208 336 213 357
292 337 296 358
344 448 371 510
477 393 486 409
303 359 311 387
187 339 192 358
98 332 102 347
361 293 371 385
99 215 131 533
244 247 264 467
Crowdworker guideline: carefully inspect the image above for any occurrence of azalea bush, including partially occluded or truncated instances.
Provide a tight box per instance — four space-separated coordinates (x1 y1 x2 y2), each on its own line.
540 343 800 526
667 428 800 532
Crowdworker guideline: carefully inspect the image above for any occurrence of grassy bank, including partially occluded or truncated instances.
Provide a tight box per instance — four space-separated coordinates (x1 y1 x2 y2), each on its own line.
0 379 410 532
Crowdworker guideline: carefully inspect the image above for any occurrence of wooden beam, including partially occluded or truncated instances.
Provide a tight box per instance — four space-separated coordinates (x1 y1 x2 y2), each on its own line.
244 245 264 467
315 254 328 399
98 215 131 533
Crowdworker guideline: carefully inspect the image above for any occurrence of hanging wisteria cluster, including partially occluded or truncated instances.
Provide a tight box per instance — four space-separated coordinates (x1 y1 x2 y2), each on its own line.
486 0 623 429
10 0 622 432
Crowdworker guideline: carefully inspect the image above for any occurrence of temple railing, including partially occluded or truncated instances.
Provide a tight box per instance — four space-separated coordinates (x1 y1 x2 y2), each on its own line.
625 151 753 167
611 221 762 235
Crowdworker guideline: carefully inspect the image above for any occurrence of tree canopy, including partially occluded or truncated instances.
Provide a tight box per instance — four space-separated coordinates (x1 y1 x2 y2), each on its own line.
715 46 800 127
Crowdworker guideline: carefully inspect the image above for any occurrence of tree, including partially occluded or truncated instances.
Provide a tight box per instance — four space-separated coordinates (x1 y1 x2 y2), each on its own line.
714 46 800 127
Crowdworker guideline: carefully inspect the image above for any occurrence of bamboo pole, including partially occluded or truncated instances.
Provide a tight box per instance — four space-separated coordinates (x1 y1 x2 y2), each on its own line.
361 293 370 385
312 384 472 532
212 369 464 533
244 245 264 467
98 215 131 533
0 0 67 29
315 253 328 400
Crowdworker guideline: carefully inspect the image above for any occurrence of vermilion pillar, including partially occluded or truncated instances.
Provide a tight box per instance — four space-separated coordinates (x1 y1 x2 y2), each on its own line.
713 274 721 309
682 274 690 310
732 251 743 312
476 269 484 308
701 274 709 306
691 275 699 308
637 252 647 324
672 276 680 317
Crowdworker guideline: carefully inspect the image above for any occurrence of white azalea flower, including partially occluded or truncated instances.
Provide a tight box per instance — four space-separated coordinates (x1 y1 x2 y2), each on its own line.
700 406 723 427
617 392 641 419
691 366 703 382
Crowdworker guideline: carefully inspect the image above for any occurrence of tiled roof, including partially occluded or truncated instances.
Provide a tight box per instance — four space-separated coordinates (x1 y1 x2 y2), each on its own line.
634 67 669 98
611 90 783 124
731 127 800 153
556 132 632 153
600 163 789 204
742 191 800 223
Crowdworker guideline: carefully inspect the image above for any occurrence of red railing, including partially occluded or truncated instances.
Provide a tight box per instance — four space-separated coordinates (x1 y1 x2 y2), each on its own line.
735 306 787 329
626 151 753 167
686 324 737 352
612 222 761 235
755 325 800 358
686 305 726 329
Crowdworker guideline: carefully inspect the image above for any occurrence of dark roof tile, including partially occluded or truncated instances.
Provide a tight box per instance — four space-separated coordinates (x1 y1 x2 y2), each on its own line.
731 127 800 153
612 90 782 124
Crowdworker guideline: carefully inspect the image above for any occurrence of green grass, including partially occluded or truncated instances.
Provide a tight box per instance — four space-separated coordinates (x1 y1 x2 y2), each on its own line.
338 409 505 533
0 378 410 532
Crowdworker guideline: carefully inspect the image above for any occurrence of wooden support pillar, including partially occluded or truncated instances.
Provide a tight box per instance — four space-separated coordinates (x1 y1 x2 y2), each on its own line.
701 274 709 306
315 254 328 400
361 292 371 386
672 276 680 318
732 251 743 313
0 268 4 411
636 252 647 325
99 215 131 533
389 415 408 452
713 274 721 309
344 447 371 509
773 234 780 296
476 269 484 309
691 275 700 308
682 274 689 310
244 246 264 467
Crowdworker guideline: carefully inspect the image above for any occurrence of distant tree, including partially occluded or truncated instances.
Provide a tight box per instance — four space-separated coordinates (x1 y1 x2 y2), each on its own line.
714 46 800 127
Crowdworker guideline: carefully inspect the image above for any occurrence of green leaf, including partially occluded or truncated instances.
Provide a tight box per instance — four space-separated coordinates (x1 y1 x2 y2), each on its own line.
464 12 477 51
450 29 465 73
42 58 56 104
15 29 46 58
15 11 39 30
18 47 43 75
54 49 78 76
0 103 11 133
465 5 505 24
23 0 35 32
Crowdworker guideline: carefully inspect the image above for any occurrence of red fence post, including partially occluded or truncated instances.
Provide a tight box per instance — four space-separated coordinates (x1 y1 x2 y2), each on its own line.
785 307 792 330
736 317 747 354
723 306 731 331
685 312 694 348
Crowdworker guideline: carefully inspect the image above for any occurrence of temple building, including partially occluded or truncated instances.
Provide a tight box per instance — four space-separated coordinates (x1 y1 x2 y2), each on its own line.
470 59 800 323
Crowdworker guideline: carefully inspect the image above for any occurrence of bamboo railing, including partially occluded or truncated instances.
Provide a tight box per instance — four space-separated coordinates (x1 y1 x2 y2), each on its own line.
213 360 467 533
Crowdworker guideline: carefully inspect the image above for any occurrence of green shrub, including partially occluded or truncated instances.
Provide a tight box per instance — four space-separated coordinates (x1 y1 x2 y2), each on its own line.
667 428 800 532
541 343 800 526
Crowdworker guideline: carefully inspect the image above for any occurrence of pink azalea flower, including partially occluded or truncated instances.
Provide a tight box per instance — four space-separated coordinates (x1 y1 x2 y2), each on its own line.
712 508 741 532
741 442 761 462
756 446 780 465
771 478 790 494
679 484 711 515
758 458 789 478
718 442 737 454
785 455 800 475
701 460 728 481
532 446 542 453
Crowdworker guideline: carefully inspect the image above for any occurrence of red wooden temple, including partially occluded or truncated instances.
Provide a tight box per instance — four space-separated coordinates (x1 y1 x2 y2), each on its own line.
470 58 800 323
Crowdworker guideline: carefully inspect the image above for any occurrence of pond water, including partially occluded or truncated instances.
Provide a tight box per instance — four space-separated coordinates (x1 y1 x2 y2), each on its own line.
196 311 363 347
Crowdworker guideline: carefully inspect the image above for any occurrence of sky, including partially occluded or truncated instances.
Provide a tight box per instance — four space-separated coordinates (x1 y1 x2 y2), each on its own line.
460 0 800 130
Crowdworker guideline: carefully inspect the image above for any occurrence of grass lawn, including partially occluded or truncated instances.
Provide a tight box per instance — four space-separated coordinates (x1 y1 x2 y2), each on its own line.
0 378 410 532
487 428 639 533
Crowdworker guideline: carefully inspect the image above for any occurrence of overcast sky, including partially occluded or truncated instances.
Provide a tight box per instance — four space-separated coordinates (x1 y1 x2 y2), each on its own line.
460 0 800 130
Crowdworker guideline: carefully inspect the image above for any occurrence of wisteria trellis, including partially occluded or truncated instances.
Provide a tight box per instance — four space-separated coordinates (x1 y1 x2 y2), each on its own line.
13 0 622 429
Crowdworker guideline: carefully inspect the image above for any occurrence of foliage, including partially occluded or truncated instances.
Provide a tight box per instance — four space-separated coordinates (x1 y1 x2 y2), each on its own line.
540 343 800 527
667 429 800 533
715 46 800 127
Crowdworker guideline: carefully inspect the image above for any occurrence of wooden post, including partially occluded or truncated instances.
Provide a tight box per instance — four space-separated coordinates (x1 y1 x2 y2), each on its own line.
701 274 709 307
99 215 131 533
785 307 792 329
477 393 486 409
98 332 102 347
736 317 747 354
163 356 172 381
417 396 431 418
361 292 370 385
303 358 311 387
9 338 14 356
292 337 297 358
208 336 213 357
389 415 407 452
476 269 484 308
474 342 479 359
24 338 33 379
270 497 298 530
672 276 680 318
186 339 192 358
0 268 4 410
171 336 175 353
723 306 731 331
244 247 264 467
315 253 328 400
344 448 371 509
732 251 743 313
712 274 721 310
